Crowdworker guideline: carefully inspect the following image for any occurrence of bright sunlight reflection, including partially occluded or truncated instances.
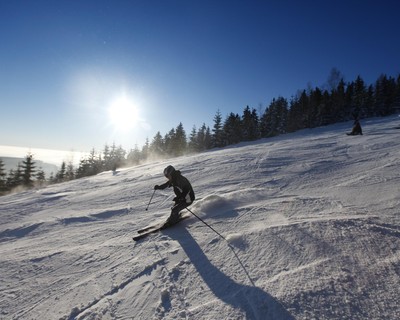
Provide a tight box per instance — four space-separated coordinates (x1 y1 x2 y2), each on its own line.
108 95 139 132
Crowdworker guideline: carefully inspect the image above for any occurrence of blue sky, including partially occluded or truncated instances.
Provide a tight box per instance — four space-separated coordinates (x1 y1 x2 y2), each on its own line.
1 0 399 162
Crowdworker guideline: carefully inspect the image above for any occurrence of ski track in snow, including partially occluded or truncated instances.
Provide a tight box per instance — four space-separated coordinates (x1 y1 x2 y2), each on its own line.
1 116 400 319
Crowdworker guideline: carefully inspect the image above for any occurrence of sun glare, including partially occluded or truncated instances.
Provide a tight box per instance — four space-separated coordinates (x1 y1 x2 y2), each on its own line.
108 96 139 132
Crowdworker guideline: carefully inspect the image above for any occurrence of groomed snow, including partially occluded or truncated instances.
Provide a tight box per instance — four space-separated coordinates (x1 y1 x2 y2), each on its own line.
1 116 399 319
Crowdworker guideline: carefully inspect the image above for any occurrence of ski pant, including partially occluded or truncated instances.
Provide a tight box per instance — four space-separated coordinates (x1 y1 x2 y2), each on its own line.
165 202 191 226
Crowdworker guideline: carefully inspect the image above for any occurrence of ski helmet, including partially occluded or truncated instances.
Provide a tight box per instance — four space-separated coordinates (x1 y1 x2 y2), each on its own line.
164 165 175 177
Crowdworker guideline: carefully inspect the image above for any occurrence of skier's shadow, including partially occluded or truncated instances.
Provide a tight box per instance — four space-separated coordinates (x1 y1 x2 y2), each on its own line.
167 227 294 319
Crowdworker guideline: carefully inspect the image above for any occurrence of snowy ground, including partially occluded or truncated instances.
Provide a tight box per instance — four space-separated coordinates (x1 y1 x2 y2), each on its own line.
1 116 399 320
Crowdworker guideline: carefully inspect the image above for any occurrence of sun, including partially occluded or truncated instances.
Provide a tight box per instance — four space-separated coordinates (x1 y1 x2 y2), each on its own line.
108 95 139 132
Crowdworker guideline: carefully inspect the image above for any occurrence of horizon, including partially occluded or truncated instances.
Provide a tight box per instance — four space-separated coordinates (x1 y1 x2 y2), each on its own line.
2 106 399 168
0 145 85 167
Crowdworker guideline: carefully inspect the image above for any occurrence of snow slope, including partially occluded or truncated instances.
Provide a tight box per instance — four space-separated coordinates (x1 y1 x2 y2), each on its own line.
1 116 399 320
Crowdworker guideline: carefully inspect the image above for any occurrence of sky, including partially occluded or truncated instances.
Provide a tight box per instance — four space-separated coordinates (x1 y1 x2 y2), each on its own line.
1 0 399 164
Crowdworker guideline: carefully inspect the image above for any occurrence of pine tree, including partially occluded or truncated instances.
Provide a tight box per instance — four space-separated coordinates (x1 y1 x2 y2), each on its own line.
75 159 90 178
394 75 400 114
261 97 288 137
163 124 187 157
223 113 242 145
109 143 118 171
7 165 23 189
65 161 75 181
297 90 310 129
103 144 112 171
115 145 127 168
286 95 302 133
319 89 333 125
174 123 187 156
204 126 212 150
49 172 55 183
76 148 103 178
22 153 36 187
353 75 366 112
141 139 149 162
56 161 66 182
241 106 259 141
344 81 355 119
89 148 102 174
308 87 322 127
331 79 346 121
127 145 141 165
364 84 376 117
375 75 397 116
199 123 212 150
35 168 46 186
0 159 7 193
149 131 165 156
212 109 224 148
164 128 176 156
188 125 199 153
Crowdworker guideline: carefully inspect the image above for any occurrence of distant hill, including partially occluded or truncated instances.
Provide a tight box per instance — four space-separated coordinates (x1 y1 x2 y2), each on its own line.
0 157 58 178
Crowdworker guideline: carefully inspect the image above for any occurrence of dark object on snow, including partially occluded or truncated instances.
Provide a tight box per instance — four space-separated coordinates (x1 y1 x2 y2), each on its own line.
347 119 363 136
153 165 195 227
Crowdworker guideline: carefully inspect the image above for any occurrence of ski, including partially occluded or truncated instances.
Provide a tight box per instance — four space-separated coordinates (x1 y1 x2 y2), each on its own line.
133 215 190 242
137 215 190 234
137 222 165 234
133 225 165 241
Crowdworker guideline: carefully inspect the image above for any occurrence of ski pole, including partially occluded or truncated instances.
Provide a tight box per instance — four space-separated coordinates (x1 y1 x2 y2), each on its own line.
145 189 156 211
185 207 227 241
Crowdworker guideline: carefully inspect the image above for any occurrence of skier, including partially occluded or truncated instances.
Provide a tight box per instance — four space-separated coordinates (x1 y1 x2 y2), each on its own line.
154 165 195 228
347 118 363 135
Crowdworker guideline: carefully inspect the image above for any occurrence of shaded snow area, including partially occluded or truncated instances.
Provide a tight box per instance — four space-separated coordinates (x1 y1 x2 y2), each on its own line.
1 116 400 320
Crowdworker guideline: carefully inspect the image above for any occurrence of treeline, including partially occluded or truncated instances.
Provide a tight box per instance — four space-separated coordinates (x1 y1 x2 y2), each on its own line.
0 144 128 194
130 71 400 156
0 154 46 194
1 70 399 195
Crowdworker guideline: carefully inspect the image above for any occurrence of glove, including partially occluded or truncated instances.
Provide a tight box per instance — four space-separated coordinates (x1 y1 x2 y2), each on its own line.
154 185 160 190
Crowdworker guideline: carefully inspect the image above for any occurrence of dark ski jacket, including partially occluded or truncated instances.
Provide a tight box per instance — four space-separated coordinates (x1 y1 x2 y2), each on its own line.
349 120 363 135
158 170 195 204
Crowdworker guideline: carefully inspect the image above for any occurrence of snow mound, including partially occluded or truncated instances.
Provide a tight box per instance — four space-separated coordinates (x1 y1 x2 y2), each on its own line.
226 233 247 250
195 194 236 218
